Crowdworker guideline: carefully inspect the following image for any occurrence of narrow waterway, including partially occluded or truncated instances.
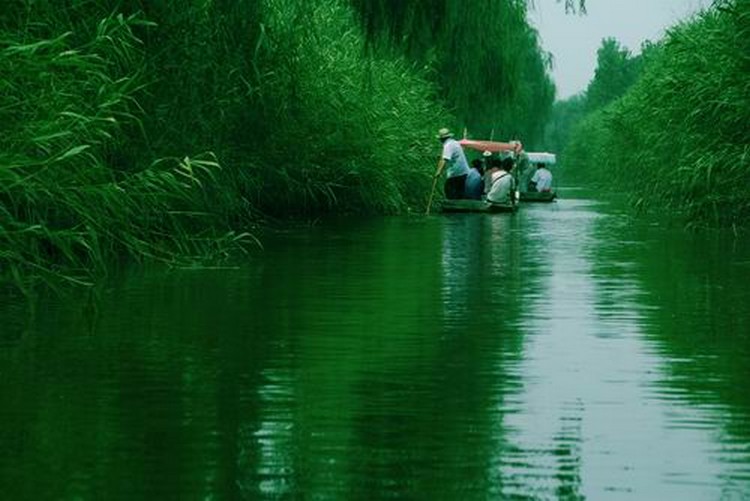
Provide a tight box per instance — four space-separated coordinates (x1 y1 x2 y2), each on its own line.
1 190 749 499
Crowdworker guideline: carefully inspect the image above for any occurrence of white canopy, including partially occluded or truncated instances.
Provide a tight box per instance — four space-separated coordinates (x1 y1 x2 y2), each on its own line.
525 152 557 165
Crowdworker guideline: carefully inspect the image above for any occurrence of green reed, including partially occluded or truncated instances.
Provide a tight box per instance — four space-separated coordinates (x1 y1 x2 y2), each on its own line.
1 0 556 291
0 6 256 292
564 0 750 227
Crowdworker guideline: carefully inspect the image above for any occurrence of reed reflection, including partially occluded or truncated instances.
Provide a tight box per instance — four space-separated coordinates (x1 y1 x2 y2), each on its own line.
2 206 750 499
591 213 750 496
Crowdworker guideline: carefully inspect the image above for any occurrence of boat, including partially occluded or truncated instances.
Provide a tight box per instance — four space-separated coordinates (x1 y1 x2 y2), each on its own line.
518 190 556 202
440 139 522 213
440 199 517 213
427 137 521 215
518 151 557 203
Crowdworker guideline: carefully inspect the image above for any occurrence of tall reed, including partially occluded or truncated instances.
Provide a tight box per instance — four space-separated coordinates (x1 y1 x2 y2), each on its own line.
0 12 234 291
564 0 750 227
1 0 557 291
0 0 446 290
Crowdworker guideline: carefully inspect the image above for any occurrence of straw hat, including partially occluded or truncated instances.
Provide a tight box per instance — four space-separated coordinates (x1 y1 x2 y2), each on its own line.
436 128 453 139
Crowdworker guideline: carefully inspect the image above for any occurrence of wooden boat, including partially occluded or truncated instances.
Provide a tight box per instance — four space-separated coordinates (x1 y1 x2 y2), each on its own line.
519 151 557 202
436 138 521 214
518 191 557 202
440 199 517 213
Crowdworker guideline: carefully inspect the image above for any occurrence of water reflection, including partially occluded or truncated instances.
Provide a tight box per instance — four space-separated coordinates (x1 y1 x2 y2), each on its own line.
590 212 750 498
493 199 750 499
1 202 749 499
440 214 522 327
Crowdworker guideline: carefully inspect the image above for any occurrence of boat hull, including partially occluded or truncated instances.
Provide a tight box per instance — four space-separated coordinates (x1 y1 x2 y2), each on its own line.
519 191 556 202
440 199 517 213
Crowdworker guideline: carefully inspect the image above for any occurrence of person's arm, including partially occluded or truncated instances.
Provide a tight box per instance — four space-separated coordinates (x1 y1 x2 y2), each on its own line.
435 157 446 178
435 141 451 178
528 170 539 191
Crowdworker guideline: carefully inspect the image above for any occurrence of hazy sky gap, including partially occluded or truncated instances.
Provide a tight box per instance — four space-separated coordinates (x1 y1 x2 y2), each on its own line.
529 0 710 100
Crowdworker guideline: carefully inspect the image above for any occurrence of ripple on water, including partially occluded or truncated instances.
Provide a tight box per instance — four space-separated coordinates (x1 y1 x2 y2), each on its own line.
2 201 750 499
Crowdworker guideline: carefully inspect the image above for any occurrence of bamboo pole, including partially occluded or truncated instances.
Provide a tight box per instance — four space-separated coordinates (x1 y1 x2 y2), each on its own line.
425 158 443 215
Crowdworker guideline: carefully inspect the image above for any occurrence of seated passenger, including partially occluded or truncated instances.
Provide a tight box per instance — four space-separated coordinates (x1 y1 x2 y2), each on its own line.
486 158 516 205
529 162 553 192
465 159 484 200
482 150 493 172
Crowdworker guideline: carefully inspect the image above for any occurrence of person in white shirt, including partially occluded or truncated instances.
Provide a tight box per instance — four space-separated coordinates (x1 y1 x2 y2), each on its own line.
529 162 553 192
486 157 516 205
434 128 470 199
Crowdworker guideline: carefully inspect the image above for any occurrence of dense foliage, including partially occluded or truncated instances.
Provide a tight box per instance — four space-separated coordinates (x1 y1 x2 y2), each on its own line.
350 0 557 144
563 0 750 227
584 38 651 112
1 0 558 289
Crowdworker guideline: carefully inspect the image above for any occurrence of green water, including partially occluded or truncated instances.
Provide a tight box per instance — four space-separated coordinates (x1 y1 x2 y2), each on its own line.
1 192 750 499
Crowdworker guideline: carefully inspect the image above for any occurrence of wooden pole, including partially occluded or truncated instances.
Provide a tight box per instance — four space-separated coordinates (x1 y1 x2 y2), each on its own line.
425 155 445 215
425 173 440 215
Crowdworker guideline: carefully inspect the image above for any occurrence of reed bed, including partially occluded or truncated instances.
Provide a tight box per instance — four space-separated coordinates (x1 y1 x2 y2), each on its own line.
236 0 451 215
1 0 555 291
564 0 750 227
0 12 237 292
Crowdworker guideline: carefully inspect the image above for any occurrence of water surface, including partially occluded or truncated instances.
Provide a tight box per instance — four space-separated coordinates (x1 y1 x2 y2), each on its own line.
2 191 750 499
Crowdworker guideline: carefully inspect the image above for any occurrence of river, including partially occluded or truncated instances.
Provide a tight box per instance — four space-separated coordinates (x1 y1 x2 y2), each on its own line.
1 190 749 499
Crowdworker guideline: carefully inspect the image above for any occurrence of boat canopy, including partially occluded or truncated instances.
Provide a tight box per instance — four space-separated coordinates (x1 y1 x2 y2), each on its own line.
525 152 557 165
459 139 523 155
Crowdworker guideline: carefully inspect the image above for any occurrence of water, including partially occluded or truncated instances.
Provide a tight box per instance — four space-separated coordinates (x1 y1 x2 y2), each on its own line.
2 191 750 500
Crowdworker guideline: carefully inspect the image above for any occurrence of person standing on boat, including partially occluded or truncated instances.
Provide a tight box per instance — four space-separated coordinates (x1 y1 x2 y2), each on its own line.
529 162 553 192
434 128 470 199
486 157 516 205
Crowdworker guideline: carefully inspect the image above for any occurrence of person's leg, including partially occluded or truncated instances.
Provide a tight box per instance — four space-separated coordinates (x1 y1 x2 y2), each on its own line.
444 175 467 199
456 174 467 199
444 177 456 198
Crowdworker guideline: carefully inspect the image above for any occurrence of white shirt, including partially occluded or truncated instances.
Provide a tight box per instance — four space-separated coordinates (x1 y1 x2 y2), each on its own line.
531 167 553 192
487 170 514 204
441 139 470 178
